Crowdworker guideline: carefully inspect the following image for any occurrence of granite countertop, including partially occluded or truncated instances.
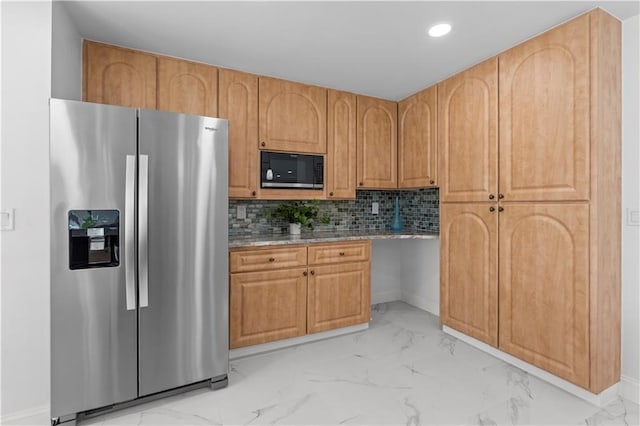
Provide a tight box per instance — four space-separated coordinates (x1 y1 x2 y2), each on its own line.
228 230 439 248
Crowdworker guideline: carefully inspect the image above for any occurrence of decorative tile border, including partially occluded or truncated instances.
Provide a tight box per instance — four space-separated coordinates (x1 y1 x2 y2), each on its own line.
228 189 439 236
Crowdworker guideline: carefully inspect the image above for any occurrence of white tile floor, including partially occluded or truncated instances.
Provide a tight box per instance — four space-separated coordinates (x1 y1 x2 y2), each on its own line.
11 302 640 425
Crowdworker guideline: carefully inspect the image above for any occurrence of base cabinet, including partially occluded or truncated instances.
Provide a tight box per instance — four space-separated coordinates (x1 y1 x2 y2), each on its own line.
440 203 498 347
498 203 590 388
230 242 371 349
307 261 370 334
230 268 307 349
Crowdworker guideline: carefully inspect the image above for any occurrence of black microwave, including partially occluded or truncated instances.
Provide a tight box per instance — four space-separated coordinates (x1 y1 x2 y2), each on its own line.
260 151 324 189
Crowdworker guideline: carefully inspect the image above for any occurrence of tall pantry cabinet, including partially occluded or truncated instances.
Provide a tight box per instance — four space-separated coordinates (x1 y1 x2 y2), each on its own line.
439 9 620 393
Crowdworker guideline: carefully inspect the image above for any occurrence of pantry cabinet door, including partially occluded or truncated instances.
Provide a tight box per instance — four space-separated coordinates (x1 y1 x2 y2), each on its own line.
438 58 498 202
499 14 589 201
498 203 589 388
440 203 498 346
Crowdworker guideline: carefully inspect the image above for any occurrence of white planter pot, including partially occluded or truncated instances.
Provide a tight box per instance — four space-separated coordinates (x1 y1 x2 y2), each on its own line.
289 223 301 235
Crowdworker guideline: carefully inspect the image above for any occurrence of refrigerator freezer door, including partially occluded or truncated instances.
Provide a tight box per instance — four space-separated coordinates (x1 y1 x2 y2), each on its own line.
50 99 138 417
138 110 229 396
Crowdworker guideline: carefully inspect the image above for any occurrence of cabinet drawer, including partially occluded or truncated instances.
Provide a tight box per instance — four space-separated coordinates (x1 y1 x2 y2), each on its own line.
308 242 370 265
230 246 307 273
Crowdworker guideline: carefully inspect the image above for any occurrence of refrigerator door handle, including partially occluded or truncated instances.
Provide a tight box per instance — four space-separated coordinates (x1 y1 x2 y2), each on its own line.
139 154 149 308
125 155 137 311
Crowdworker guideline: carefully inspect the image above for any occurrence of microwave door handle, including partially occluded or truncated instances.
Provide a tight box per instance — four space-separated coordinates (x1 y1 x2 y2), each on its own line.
124 155 137 311
138 154 149 308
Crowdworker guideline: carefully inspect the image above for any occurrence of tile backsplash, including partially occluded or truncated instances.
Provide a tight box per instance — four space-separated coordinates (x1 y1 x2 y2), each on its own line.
228 189 439 236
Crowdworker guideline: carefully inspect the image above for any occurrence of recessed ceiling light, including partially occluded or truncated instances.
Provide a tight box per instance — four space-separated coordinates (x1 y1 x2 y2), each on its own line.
428 23 452 38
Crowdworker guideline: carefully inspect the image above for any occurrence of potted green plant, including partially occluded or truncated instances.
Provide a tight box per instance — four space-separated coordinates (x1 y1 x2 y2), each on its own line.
265 200 330 235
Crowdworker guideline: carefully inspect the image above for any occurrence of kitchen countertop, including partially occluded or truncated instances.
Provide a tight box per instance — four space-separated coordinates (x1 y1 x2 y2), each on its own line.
228 230 439 248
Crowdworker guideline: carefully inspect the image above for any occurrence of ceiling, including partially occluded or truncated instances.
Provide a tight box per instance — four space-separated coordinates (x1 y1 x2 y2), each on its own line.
61 1 640 101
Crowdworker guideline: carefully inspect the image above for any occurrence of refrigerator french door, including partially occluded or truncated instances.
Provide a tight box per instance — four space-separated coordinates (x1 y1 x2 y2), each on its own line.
50 99 229 423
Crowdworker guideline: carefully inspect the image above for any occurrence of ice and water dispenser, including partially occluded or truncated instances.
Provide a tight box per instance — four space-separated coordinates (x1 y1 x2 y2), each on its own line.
68 210 120 269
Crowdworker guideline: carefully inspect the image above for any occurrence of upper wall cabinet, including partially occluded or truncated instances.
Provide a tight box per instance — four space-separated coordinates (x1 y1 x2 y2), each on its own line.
219 69 259 199
157 57 218 117
83 41 157 109
438 58 498 202
327 90 357 199
357 96 398 189
499 14 589 201
398 86 437 188
258 77 327 154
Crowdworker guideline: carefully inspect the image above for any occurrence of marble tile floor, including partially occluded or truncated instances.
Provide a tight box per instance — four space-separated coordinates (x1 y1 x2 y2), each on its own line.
10 302 639 426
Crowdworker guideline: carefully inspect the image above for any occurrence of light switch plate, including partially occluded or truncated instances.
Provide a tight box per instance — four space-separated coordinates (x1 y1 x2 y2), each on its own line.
627 208 640 226
372 202 379 215
237 205 247 220
0 209 15 231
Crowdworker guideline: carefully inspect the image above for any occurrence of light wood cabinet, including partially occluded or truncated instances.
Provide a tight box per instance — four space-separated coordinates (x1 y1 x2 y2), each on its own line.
219 69 259 198
327 90 357 199
229 241 371 348
230 267 308 349
438 58 498 202
498 203 590 387
83 40 157 109
398 86 437 188
258 77 327 154
440 203 498 346
157 57 217 117
356 96 398 189
230 246 307 273
308 242 370 265
307 262 371 334
499 14 589 201
439 9 620 393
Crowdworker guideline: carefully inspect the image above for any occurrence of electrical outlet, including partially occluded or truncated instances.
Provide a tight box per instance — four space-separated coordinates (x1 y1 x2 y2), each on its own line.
372 202 379 215
628 208 640 226
236 205 247 220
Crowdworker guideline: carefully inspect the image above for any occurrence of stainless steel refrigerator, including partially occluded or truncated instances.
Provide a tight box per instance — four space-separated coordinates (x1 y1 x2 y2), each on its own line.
50 99 229 425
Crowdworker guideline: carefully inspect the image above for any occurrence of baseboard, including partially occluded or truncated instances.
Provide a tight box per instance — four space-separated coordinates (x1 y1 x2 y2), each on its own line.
401 291 439 316
371 289 402 305
0 404 49 424
230 322 369 360
620 375 640 404
443 326 619 407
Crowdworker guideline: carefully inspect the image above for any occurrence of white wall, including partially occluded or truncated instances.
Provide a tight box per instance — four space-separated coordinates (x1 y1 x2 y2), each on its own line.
0 0 52 419
399 240 440 315
371 240 404 303
621 14 640 404
51 1 82 100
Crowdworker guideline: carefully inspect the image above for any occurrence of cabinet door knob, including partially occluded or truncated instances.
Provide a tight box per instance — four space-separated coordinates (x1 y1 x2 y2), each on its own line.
359 182 363 186
489 194 495 200
251 191 256 196
261 141 266 147
303 271 308 276
310 270 315 275
498 206 504 212
430 180 435 185
339 252 345 256
489 206 495 212
268 257 275 262
498 193 504 199
329 192 334 196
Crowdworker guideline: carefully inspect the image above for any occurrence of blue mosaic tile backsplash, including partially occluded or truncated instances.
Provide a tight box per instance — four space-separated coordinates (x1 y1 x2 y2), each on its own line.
228 189 439 236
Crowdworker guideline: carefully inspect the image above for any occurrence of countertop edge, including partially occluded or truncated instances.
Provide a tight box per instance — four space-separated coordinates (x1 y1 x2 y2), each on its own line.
228 232 439 248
